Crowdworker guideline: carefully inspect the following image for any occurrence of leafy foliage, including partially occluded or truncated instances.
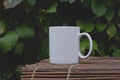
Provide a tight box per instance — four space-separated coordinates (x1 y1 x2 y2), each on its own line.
15 24 35 39
0 21 6 35
3 0 23 9
0 31 18 53
91 0 107 17
107 23 117 39
1 0 120 79
14 42 24 54
105 8 114 22
46 3 57 13
96 20 107 32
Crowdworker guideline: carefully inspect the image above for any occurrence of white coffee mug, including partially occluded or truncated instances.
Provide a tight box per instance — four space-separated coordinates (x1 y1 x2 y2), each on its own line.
49 26 92 64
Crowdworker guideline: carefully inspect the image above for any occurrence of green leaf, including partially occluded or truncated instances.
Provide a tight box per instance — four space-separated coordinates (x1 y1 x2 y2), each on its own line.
96 21 107 32
0 31 18 53
14 42 24 54
91 0 107 17
76 20 95 32
113 49 120 57
22 0 36 14
107 23 117 39
80 38 89 54
109 44 120 57
105 8 114 22
69 0 76 4
15 25 35 39
76 20 85 30
0 21 6 35
80 40 99 56
93 40 99 53
3 0 23 9
84 22 95 32
46 3 57 13
0 38 4 44
27 0 36 7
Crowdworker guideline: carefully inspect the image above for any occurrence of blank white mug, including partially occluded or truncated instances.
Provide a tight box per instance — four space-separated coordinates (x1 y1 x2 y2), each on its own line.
49 26 92 64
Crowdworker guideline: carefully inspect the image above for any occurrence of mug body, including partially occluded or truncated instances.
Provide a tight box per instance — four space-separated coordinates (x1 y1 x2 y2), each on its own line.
49 26 80 64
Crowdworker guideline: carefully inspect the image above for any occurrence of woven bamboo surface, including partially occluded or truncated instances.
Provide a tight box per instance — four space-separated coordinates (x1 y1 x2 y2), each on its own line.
21 57 120 80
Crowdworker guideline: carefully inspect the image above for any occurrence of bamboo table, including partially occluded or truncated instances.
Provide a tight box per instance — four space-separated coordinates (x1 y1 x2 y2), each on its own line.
21 57 120 80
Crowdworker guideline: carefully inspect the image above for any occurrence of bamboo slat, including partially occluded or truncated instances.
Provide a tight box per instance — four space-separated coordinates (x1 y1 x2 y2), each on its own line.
21 57 120 80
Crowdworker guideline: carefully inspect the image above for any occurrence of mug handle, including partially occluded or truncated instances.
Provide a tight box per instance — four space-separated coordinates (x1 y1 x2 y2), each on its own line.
78 33 93 58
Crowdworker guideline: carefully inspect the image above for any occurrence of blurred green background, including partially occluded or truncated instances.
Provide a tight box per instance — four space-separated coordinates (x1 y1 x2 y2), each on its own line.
0 0 120 79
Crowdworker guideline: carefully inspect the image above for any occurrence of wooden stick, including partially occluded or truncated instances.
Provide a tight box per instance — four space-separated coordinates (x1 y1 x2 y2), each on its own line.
21 74 120 78
21 76 120 80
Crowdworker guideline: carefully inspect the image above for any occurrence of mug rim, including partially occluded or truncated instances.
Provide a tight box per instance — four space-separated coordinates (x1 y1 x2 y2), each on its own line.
49 26 80 28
